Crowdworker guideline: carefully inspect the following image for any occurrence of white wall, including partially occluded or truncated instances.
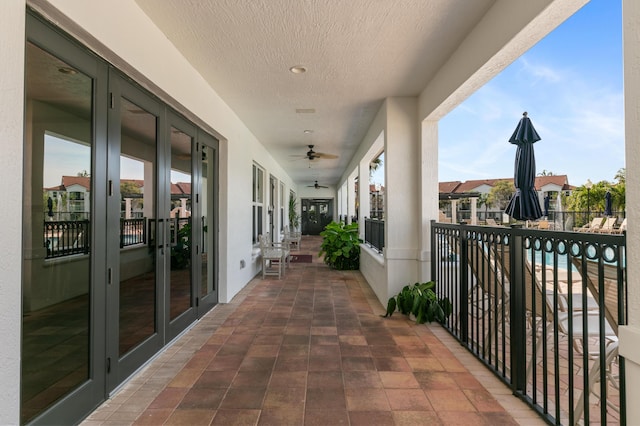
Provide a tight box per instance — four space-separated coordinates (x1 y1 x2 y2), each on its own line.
0 1 25 423
37 0 298 303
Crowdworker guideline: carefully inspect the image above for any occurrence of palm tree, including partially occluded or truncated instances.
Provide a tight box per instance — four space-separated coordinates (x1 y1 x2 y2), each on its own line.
477 193 491 221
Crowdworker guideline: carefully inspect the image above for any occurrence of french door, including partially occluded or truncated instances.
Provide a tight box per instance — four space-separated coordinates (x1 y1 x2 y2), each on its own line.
106 74 219 390
23 12 218 424
301 198 334 235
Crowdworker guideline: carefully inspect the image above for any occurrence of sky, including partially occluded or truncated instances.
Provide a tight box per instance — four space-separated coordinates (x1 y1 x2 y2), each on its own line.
438 0 623 188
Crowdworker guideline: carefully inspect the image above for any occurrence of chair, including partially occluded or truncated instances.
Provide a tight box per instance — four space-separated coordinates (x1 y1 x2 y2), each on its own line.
283 226 302 250
537 220 551 230
439 211 451 223
611 217 627 234
574 217 604 232
596 217 617 233
490 244 619 424
568 256 623 422
258 233 289 279
485 218 500 227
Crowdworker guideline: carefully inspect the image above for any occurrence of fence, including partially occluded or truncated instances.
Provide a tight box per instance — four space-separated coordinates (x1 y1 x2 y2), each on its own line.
120 218 147 248
431 221 626 425
44 220 90 258
364 218 384 253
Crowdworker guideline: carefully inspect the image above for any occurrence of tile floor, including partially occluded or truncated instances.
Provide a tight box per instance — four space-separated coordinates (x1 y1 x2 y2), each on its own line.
82 236 545 425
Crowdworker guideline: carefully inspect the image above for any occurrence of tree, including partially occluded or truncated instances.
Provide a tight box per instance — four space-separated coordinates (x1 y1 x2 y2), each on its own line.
120 181 141 196
477 193 491 217
369 153 383 178
487 180 514 210
567 181 608 213
537 170 554 176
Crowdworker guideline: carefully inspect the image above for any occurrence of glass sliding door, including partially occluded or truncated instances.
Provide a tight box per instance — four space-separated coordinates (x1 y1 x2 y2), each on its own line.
22 13 108 424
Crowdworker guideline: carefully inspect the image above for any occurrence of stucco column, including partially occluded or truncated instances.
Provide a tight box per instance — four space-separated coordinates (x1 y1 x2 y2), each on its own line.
180 197 188 218
451 200 458 224
347 173 357 224
419 120 439 280
470 196 478 225
384 97 420 298
124 198 132 219
358 160 370 240
620 1 640 423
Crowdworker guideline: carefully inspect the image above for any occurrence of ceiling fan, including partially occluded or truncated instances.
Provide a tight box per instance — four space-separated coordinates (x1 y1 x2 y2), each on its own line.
307 180 329 189
291 145 339 161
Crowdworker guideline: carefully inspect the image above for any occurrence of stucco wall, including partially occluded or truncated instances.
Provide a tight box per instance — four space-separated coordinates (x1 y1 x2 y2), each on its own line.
0 1 25 423
620 0 640 422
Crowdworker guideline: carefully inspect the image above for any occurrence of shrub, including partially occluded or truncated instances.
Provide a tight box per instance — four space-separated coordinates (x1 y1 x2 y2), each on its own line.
319 221 361 270
383 281 452 324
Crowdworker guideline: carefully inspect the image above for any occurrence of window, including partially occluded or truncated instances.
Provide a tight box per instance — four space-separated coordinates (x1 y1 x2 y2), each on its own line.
252 164 264 243
280 182 285 232
369 152 385 219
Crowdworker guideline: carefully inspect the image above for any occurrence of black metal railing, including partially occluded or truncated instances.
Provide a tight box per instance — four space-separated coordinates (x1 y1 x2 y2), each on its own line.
364 218 384 253
446 210 627 231
120 218 147 248
44 220 90 259
431 221 626 425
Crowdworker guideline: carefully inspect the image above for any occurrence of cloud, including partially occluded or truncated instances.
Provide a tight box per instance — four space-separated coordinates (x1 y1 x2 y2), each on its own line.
439 49 623 186
516 57 563 85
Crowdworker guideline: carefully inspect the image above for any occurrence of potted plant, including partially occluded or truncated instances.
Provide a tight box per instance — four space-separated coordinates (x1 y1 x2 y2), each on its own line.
319 221 361 270
383 281 452 324
288 193 300 231
171 222 191 270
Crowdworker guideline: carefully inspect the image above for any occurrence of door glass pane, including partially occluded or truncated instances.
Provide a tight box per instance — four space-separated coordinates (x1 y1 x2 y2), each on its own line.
201 145 215 298
169 128 192 320
22 43 92 423
119 98 156 356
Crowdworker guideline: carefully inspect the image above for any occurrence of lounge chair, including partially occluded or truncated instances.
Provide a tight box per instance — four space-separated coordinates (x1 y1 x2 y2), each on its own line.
537 220 551 230
439 211 451 223
611 217 627 234
485 218 500 227
575 217 605 232
596 217 617 233
569 256 624 422
489 243 619 424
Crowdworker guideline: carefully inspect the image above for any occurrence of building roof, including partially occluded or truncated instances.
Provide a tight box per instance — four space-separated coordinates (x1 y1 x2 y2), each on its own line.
440 175 573 195
439 181 462 194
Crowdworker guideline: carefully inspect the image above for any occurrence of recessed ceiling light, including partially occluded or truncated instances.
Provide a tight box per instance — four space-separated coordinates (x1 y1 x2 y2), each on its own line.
58 67 77 75
303 130 313 134
289 65 307 74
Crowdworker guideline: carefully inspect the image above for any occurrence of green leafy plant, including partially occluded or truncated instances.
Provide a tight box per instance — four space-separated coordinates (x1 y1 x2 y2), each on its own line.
383 281 452 324
288 193 300 231
171 222 191 270
319 221 361 270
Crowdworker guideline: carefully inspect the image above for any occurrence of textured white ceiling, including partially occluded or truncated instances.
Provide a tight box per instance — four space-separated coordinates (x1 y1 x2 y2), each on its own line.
134 0 496 184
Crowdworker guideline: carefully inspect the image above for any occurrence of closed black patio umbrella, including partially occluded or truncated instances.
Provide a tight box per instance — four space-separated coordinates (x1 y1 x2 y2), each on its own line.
543 194 550 217
504 112 543 221
604 190 612 216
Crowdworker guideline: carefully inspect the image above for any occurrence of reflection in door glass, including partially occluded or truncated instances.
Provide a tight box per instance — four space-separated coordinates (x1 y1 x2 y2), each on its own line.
119 98 157 356
170 127 193 320
22 43 92 423
201 145 215 298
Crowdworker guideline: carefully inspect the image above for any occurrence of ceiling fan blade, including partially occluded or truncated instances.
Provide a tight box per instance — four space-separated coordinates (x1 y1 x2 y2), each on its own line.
313 152 338 159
